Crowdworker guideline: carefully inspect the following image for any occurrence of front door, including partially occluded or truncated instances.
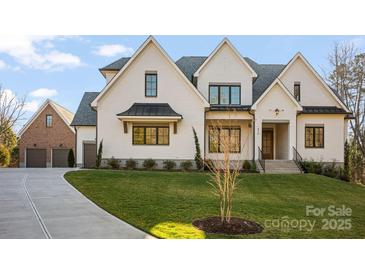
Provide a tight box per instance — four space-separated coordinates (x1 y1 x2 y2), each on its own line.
262 129 273 160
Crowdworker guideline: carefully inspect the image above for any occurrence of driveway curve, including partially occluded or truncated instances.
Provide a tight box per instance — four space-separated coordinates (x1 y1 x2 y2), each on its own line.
0 168 151 239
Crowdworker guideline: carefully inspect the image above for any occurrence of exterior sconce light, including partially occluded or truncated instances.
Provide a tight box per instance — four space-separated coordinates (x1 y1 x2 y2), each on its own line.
275 108 280 116
33 144 37 147
248 122 252 128
59 143 63 147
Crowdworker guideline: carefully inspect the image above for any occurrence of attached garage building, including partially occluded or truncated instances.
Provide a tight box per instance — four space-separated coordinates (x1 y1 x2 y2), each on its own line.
18 99 75 168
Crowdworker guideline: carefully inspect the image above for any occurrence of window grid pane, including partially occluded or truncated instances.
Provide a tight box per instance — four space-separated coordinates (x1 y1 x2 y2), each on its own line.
158 128 169 145
230 86 240 105
145 74 157 96
145 127 157 144
209 86 219 104
220 86 230 105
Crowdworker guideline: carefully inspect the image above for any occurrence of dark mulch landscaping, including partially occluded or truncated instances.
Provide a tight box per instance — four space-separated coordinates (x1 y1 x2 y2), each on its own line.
193 217 264 235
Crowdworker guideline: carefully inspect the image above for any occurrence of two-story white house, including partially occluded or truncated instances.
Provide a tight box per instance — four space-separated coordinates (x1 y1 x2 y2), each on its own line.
71 36 351 172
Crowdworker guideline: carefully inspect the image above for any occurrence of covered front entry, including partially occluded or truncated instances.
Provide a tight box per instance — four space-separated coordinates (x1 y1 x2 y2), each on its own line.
262 122 289 160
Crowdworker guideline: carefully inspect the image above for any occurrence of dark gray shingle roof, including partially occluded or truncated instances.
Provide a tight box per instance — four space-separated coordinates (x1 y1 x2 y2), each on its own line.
301 106 350 114
175 56 207 82
70 92 99 126
117 103 182 117
100 57 131 71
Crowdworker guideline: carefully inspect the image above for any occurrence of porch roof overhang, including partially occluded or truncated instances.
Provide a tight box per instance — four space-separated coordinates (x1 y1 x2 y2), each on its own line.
116 103 183 122
209 105 251 111
300 106 351 115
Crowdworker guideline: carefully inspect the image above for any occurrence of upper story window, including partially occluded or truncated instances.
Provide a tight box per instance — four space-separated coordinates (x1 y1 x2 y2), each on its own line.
46 115 53 127
305 126 324 148
209 85 241 105
145 73 157 97
294 82 301 101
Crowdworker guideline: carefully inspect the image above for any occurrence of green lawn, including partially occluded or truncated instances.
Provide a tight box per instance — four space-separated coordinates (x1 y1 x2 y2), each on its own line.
64 170 365 239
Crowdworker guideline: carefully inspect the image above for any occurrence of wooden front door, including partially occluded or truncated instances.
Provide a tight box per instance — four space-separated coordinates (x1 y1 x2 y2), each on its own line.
262 129 273 160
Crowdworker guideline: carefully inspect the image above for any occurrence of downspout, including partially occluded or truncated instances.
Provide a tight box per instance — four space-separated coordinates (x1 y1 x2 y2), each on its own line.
249 109 255 161
203 108 206 162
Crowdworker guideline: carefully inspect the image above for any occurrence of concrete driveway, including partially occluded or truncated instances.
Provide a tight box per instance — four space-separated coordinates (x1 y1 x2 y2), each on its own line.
0 168 151 239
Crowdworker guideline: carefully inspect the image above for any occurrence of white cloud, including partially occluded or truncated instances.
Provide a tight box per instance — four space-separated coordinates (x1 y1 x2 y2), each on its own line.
94 44 134 57
23 100 40 113
30 88 58 98
0 59 6 69
0 36 82 70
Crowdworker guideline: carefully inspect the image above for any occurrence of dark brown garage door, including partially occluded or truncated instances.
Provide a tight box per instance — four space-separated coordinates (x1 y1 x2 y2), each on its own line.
52 149 70 167
83 143 96 168
26 149 47 168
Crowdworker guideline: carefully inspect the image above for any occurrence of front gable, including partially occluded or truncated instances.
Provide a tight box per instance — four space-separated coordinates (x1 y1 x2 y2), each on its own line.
92 36 208 108
279 53 348 110
18 100 74 138
252 80 302 120
195 38 257 105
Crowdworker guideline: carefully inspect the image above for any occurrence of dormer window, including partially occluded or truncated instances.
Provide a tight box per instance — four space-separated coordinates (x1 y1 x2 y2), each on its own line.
209 85 241 105
145 73 157 97
294 82 301 101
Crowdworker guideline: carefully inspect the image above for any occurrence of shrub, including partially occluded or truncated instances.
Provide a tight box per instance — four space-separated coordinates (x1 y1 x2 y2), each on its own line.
242 160 251 171
125 158 137 169
0 144 10 167
251 161 257 171
180 160 193 171
9 146 19 167
163 160 176 170
322 161 337 178
143 158 156 169
96 140 103 168
68 149 75 167
107 157 120 169
302 160 324 174
192 127 203 170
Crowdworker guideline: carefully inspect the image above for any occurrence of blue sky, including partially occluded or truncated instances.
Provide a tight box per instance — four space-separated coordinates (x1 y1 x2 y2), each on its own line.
1 35 364 130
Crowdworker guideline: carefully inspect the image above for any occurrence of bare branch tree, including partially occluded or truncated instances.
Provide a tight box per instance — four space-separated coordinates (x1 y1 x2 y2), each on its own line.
0 86 26 136
205 112 248 223
326 42 365 182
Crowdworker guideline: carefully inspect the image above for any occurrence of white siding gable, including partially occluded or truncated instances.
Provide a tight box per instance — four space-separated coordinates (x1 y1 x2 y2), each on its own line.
280 57 341 107
197 43 254 105
97 41 205 160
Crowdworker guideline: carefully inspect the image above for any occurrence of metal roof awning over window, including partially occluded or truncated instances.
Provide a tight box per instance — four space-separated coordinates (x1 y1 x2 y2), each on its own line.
117 103 183 122
300 106 350 114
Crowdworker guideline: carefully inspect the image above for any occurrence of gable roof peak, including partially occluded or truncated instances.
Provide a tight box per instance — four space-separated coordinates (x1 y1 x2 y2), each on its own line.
193 37 257 78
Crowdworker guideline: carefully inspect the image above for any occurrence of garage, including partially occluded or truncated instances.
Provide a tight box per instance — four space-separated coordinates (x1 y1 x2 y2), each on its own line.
26 149 47 168
52 148 70 167
83 143 96 168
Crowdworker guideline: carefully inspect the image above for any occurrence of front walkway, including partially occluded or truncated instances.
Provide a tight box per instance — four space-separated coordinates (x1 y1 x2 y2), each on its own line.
0 168 152 239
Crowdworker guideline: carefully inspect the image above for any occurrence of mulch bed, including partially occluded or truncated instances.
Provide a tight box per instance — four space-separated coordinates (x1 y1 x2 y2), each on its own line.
193 217 263 235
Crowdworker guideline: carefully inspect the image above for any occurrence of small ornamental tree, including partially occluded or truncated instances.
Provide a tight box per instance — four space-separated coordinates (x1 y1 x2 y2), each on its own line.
96 140 103 168
205 115 243 224
68 149 75 167
0 144 10 167
192 127 203 170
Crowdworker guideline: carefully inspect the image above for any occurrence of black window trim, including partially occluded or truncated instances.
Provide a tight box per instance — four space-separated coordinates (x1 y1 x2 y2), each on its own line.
145 73 158 97
208 84 241 105
305 126 324 148
208 126 241 153
294 82 301 102
46 114 53 128
132 125 169 145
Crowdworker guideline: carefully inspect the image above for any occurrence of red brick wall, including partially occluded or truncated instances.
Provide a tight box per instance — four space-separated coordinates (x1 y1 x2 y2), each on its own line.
19 104 75 167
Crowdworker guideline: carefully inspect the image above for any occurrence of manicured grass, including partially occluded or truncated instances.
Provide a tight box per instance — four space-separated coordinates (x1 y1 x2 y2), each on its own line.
64 170 365 239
